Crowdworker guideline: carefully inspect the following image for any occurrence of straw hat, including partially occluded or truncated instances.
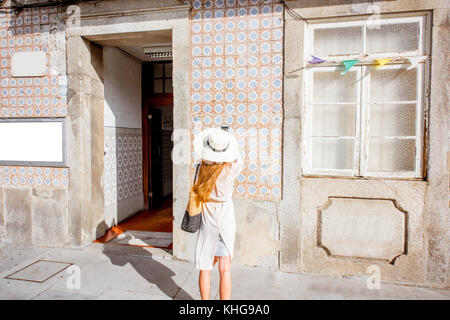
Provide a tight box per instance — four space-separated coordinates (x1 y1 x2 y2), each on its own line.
193 128 239 163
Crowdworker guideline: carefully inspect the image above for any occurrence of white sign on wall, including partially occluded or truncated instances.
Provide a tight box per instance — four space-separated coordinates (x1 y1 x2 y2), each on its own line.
0 121 65 165
11 51 47 77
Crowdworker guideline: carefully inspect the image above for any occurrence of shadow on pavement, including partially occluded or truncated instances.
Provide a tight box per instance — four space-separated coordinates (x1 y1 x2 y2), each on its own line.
98 223 194 300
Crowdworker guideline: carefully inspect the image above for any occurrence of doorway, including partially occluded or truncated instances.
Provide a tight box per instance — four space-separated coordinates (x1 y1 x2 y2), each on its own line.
143 61 174 210
65 4 191 259
95 44 174 249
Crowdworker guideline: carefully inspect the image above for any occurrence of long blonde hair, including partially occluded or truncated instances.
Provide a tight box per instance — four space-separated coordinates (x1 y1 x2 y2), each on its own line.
192 160 232 202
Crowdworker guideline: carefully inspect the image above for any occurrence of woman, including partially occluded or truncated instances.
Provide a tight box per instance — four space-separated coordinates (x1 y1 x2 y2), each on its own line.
192 127 243 300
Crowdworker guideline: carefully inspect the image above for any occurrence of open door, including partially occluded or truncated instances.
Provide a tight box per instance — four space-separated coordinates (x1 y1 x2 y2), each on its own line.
148 107 162 209
142 61 173 210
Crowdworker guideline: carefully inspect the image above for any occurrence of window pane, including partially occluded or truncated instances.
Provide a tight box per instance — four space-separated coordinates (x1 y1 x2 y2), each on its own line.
368 138 415 172
313 71 358 103
314 26 363 56
153 79 163 93
312 104 356 136
369 104 416 137
165 79 173 93
312 138 354 170
367 23 419 53
165 62 173 78
370 68 417 102
153 63 163 78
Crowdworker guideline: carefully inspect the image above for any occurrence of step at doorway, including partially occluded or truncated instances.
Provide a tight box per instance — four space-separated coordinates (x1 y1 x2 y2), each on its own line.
95 196 173 249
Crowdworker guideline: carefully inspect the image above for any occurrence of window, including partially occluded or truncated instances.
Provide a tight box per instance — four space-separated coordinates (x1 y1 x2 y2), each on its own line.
151 61 173 94
303 15 429 178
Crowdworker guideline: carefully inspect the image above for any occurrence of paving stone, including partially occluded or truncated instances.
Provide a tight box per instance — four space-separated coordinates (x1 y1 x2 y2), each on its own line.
31 289 96 300
0 245 448 300
97 289 172 300
5 260 71 283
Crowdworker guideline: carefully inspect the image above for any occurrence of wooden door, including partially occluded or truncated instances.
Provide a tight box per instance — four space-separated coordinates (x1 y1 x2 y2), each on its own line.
142 61 173 209
148 107 162 209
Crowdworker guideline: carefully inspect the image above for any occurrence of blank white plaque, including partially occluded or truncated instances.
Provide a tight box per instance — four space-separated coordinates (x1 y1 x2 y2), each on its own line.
11 51 47 77
0 121 64 164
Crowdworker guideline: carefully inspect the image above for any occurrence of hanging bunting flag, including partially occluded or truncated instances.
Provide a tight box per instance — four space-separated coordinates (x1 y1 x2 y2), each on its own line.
308 55 325 64
374 58 391 69
406 56 426 70
340 60 359 75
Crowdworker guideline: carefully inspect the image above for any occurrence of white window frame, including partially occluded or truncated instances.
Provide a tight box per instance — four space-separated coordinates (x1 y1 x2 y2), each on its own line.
304 66 362 177
360 63 424 178
306 15 427 60
302 13 430 179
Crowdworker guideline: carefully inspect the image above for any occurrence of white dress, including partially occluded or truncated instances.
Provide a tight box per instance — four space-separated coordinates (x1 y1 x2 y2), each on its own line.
194 156 243 270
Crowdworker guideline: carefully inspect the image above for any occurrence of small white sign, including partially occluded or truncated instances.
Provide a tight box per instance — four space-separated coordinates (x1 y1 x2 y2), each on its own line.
11 51 47 77
0 121 63 163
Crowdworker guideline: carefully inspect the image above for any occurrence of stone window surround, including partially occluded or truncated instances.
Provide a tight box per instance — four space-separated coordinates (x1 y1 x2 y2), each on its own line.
301 14 431 180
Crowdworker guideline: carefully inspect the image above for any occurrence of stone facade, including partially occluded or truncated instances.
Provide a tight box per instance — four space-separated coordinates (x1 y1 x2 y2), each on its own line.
0 3 69 247
284 0 449 289
0 0 448 289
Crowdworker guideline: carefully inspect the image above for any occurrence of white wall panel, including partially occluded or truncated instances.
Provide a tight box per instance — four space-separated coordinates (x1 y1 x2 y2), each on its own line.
0 121 64 164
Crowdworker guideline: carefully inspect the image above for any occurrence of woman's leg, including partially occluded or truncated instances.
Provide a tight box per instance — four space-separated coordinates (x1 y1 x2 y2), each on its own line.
199 269 211 300
218 255 232 300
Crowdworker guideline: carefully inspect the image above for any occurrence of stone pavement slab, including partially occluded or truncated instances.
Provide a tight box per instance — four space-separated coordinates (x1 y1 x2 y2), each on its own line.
97 289 172 300
0 243 449 300
5 260 71 283
31 289 96 300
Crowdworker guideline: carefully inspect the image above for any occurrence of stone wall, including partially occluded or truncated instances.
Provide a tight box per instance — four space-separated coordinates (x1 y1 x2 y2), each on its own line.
0 186 69 247
0 5 70 246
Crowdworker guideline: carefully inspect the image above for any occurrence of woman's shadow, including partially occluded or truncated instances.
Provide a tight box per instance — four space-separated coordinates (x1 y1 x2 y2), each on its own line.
97 222 194 300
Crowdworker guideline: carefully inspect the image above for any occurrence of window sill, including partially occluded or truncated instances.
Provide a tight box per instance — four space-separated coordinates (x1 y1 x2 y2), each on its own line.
300 174 426 182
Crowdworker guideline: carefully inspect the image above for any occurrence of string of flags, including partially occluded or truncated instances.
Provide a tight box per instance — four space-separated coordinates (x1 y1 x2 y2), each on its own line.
340 60 359 75
406 56 427 70
308 54 428 74
374 58 391 69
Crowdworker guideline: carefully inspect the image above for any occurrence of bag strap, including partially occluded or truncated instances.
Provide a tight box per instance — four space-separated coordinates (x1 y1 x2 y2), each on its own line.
193 162 201 185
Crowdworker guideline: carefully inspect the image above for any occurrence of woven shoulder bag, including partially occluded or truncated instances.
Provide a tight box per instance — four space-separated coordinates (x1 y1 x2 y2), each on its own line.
181 163 202 233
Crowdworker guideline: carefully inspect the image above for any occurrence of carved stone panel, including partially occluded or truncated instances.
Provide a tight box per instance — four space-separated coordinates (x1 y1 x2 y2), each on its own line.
317 197 406 263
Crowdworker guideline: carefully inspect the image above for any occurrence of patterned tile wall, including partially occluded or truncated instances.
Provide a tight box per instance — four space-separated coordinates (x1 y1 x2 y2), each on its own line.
104 127 143 206
0 166 69 188
0 7 67 117
0 7 69 189
189 0 284 200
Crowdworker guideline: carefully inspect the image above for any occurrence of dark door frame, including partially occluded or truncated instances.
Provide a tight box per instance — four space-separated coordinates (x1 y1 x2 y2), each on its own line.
141 62 174 210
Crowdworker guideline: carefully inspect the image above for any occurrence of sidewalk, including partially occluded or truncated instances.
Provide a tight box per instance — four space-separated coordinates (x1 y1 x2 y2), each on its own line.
0 243 449 300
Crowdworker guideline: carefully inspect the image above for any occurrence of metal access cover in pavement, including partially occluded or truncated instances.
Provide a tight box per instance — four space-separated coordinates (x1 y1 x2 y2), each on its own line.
4 260 72 283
